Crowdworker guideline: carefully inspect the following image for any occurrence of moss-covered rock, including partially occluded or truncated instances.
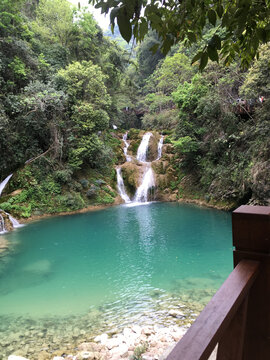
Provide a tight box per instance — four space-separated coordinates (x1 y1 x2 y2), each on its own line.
121 162 144 197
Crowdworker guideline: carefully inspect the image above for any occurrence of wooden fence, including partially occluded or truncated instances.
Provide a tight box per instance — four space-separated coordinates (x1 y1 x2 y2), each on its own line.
167 205 270 360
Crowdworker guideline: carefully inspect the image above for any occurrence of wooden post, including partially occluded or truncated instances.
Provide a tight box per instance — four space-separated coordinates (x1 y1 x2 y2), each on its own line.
233 205 270 360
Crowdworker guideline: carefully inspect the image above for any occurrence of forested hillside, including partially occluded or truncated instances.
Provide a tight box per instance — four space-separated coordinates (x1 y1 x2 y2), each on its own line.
0 0 135 216
0 0 269 219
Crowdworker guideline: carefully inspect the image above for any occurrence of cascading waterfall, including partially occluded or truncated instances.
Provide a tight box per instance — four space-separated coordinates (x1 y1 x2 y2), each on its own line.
157 135 164 160
0 173 23 232
123 132 131 162
134 165 155 203
0 174 13 197
116 168 131 203
6 213 24 228
136 132 152 162
117 132 165 204
0 214 6 234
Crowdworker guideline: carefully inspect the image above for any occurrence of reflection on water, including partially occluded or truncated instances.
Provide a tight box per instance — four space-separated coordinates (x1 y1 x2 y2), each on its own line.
0 202 233 358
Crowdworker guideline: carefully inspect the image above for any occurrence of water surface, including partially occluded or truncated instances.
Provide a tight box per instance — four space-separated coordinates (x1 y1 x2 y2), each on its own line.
0 203 233 357
0 202 232 317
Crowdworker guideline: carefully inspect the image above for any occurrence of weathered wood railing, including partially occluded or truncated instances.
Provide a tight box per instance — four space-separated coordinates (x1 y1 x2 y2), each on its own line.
167 205 270 360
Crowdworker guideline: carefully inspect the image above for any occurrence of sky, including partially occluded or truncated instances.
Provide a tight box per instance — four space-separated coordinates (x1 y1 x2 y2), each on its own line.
69 0 110 30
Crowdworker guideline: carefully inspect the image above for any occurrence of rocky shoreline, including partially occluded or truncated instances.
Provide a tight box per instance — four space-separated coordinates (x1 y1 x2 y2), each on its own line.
7 323 186 360
2 297 203 360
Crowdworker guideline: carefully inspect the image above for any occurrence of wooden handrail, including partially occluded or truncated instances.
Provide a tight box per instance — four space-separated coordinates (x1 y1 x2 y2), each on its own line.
167 205 270 360
167 260 260 360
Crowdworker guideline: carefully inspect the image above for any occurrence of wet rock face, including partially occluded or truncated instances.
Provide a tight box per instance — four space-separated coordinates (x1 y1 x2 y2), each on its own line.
147 135 159 161
120 162 144 197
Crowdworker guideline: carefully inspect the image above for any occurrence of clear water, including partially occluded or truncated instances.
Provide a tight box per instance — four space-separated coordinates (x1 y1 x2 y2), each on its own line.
0 202 233 357
0 203 232 316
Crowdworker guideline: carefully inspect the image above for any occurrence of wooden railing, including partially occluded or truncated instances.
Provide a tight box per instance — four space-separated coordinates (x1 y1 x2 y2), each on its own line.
167 205 270 360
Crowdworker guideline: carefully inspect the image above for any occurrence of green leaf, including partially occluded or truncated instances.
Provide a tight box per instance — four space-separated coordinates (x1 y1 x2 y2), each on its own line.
117 13 132 43
209 34 221 50
139 18 148 39
207 45 219 62
216 4 223 18
110 7 120 25
187 31 196 43
191 51 203 64
199 52 208 71
208 9 216 26
222 12 229 27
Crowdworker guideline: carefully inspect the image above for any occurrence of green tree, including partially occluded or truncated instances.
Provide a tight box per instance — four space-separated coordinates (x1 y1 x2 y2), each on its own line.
90 0 270 69
56 60 112 169
32 0 75 47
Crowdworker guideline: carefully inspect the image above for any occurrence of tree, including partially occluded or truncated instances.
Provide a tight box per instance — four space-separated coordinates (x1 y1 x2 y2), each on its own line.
90 0 270 69
56 60 112 169
32 0 75 47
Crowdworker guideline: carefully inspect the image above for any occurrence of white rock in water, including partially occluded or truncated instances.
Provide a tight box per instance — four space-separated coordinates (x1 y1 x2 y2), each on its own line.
8 356 30 360
79 352 93 359
106 336 123 350
94 333 108 344
168 309 185 318
123 327 133 338
131 325 142 335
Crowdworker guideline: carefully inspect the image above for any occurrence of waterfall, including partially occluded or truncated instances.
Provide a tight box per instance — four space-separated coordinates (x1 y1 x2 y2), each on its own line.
0 214 6 234
157 135 164 160
123 132 131 162
116 168 131 203
134 164 155 203
0 173 23 231
137 132 152 162
117 131 159 204
0 174 13 197
7 213 24 228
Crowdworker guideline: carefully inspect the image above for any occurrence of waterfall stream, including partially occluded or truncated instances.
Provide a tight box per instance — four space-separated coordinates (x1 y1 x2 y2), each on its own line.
117 132 164 204
116 168 131 203
0 173 23 232
136 132 152 162
0 174 13 197
0 214 6 234
157 135 164 160
123 132 131 162
134 164 155 203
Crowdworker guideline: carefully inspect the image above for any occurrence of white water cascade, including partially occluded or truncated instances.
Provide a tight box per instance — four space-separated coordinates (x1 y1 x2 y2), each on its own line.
157 135 164 160
123 132 131 162
116 168 131 203
6 213 24 228
117 132 164 204
0 173 23 232
134 164 155 203
136 132 152 162
0 214 6 234
0 174 13 197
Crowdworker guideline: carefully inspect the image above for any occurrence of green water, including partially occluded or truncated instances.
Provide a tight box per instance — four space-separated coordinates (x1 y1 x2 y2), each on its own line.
0 202 233 357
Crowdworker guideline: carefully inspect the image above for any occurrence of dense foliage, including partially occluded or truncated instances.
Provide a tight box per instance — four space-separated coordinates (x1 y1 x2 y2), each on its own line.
0 0 132 216
0 0 269 217
90 0 270 69
138 38 270 206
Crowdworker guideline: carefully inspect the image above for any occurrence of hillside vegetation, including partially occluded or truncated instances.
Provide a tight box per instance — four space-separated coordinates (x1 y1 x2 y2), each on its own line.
0 0 269 218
